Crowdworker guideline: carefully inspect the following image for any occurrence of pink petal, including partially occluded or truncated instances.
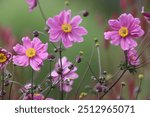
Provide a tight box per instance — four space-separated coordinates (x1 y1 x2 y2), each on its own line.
108 19 121 30
73 27 88 35
37 52 48 60
13 55 29 66
22 37 32 49
13 44 26 55
30 57 43 71
120 38 129 50
71 15 82 26
61 34 73 48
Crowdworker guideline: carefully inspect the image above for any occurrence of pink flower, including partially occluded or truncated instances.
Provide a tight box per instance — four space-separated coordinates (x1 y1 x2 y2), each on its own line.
51 57 78 92
13 37 48 71
127 48 140 66
104 13 144 50
46 10 88 48
0 48 12 70
141 6 150 24
25 0 38 12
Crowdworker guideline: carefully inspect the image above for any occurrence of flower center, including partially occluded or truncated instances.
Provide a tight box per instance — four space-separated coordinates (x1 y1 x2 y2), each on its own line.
0 53 7 63
26 48 36 58
119 27 129 37
61 23 72 33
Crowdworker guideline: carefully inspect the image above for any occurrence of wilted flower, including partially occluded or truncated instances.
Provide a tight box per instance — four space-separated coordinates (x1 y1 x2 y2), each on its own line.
0 48 12 70
141 6 150 24
13 37 48 71
25 0 38 12
104 13 144 50
46 10 88 48
127 48 140 66
51 57 78 92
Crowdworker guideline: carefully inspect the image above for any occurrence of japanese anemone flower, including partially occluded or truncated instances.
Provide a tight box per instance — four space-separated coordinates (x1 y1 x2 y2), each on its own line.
46 10 88 48
13 37 48 71
104 13 144 50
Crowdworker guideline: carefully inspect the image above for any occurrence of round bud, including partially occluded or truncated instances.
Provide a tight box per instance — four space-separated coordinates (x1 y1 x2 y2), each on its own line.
44 26 49 32
82 10 89 17
48 54 55 61
138 74 144 80
121 82 126 86
33 30 39 37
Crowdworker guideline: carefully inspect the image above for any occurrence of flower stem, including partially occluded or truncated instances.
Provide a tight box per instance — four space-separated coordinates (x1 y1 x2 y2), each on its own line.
37 0 46 22
97 47 102 77
59 43 64 100
8 64 15 100
1 70 4 100
99 70 126 100
31 69 34 100
135 78 143 99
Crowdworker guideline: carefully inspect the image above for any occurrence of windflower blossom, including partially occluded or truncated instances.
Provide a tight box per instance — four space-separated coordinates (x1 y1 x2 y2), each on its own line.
25 0 38 12
46 10 88 48
51 57 78 92
13 37 48 71
104 13 144 50
0 48 12 70
127 48 140 66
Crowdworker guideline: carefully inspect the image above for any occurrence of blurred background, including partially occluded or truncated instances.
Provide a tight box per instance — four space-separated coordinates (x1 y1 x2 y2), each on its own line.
0 0 150 100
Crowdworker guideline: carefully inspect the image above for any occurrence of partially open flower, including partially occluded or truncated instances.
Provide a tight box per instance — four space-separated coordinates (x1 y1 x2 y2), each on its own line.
127 48 140 66
25 0 38 12
51 57 78 92
0 48 12 70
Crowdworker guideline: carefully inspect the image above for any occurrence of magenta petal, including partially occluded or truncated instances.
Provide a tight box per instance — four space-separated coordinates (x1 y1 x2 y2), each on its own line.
22 37 32 49
120 38 129 50
13 55 29 66
37 52 48 60
13 44 26 55
73 27 88 35
30 57 43 71
62 34 73 48
71 15 82 26
108 19 121 30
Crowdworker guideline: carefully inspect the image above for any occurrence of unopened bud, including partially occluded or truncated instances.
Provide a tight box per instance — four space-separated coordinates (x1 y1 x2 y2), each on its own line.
94 38 100 47
82 10 89 17
33 30 39 37
138 74 144 80
121 82 126 86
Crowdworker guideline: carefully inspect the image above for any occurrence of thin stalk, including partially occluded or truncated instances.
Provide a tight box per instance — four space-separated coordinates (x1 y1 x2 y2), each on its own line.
8 64 15 100
1 70 4 100
31 69 34 100
99 70 127 100
44 61 52 99
74 45 95 99
59 43 63 100
97 47 102 76
135 79 143 99
37 0 46 22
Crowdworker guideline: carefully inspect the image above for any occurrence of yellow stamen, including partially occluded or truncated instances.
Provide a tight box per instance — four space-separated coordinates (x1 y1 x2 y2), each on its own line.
61 23 72 33
119 27 129 37
0 53 7 63
26 48 36 58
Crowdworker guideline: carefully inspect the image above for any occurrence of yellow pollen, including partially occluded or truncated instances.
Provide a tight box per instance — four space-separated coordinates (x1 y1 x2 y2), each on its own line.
61 23 72 33
119 27 129 37
34 93 40 96
26 48 36 58
0 53 7 63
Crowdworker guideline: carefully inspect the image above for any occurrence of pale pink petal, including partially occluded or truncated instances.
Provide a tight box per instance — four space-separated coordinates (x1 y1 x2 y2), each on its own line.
120 38 129 50
13 44 26 55
71 15 82 26
13 55 29 66
30 57 43 71
22 37 32 49
108 19 121 30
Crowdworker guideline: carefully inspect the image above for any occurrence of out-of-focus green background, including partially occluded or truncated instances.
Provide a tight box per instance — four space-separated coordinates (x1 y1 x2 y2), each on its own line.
0 0 150 99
